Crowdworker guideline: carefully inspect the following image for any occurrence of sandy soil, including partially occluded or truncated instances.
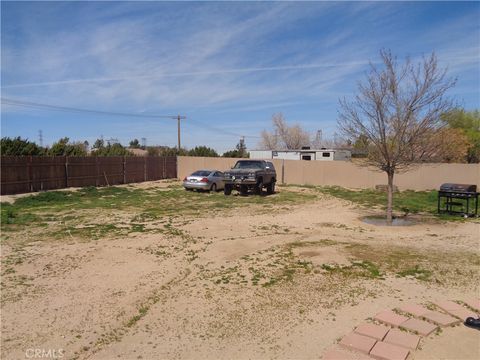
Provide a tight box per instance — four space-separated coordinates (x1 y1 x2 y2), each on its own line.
1 183 479 360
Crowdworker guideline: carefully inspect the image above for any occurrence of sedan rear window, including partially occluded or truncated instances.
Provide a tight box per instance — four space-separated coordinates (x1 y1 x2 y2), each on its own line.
191 171 212 176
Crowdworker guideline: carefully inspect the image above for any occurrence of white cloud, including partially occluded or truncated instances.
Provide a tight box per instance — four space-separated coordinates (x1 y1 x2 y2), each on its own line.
1 1 478 150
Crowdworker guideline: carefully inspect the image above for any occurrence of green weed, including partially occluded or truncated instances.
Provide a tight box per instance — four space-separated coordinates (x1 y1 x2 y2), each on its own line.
1 184 319 244
316 186 457 218
397 265 432 281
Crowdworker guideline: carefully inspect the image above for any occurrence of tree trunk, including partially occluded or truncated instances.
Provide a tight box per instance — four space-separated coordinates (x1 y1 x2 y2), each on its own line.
386 171 394 224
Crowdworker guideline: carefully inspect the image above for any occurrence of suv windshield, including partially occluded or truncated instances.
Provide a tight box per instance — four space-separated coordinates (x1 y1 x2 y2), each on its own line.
233 161 264 169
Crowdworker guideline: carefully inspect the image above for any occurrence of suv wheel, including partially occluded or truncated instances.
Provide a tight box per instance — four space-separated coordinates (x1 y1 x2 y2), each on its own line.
266 181 275 194
224 184 232 195
254 179 263 195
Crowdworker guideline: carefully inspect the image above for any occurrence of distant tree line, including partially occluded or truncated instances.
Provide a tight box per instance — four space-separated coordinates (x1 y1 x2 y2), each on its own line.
1 136 249 158
146 141 248 158
0 137 132 157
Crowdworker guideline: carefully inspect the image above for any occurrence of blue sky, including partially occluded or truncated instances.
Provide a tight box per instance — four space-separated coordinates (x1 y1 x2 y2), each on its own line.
1 1 479 153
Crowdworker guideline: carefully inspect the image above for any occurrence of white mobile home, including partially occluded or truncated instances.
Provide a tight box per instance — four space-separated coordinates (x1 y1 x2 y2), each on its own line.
249 149 351 161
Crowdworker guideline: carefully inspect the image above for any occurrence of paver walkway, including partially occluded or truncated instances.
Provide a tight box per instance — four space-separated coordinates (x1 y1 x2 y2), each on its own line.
322 298 479 360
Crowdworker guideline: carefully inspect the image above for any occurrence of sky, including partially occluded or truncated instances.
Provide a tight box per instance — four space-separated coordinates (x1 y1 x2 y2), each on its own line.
1 1 479 153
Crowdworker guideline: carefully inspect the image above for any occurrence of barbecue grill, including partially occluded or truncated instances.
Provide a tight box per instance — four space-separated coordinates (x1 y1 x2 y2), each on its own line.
438 183 479 217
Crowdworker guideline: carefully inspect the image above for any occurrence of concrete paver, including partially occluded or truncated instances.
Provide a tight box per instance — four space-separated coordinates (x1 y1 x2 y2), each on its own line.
421 310 460 326
339 332 377 354
369 341 410 360
447 308 478 320
400 318 438 336
323 347 374 359
397 304 429 317
323 298 477 360
374 311 409 327
383 328 421 350
433 300 464 311
355 323 391 340
462 299 480 313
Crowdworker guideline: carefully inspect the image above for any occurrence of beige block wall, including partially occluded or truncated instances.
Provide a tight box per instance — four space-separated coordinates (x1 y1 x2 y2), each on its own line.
177 156 480 191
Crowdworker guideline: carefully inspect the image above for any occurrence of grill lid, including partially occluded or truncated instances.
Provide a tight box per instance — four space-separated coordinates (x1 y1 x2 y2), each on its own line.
440 183 477 193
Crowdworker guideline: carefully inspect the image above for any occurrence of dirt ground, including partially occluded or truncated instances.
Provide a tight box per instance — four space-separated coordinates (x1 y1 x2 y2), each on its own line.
1 181 479 360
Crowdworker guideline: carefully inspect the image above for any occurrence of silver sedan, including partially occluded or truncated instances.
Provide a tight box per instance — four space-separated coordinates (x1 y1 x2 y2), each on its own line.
183 170 225 192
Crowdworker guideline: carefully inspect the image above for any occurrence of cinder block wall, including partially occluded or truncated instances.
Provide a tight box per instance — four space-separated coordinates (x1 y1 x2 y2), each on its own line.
177 156 480 191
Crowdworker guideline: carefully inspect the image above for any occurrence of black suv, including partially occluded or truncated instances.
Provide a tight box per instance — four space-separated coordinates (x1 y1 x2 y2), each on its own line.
223 160 276 196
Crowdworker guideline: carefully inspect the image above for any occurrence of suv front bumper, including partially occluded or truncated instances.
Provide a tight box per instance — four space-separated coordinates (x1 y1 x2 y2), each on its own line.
224 176 256 185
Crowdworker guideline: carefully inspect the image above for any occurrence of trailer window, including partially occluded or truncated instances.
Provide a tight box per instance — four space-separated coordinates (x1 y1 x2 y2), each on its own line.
322 152 331 157
302 155 311 160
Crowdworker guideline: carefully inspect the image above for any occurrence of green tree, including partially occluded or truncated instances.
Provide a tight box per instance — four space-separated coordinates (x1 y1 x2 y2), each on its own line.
0 137 45 156
93 138 105 150
441 109 480 163
222 150 241 158
222 149 250 158
92 140 131 156
223 139 249 158
353 134 369 151
236 138 247 158
350 134 369 158
146 146 188 156
129 139 141 149
187 146 219 157
48 137 87 156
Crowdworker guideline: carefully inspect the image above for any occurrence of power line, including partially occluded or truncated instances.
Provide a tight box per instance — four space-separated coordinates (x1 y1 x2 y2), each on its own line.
187 118 261 139
1 97 260 141
2 97 187 149
1 98 180 119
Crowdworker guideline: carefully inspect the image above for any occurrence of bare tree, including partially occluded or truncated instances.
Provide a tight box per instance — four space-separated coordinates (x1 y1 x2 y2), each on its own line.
259 129 279 150
316 132 351 149
260 113 311 150
338 50 456 223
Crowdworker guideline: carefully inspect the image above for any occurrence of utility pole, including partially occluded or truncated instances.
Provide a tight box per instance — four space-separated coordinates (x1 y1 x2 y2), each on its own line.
175 115 186 150
177 115 181 150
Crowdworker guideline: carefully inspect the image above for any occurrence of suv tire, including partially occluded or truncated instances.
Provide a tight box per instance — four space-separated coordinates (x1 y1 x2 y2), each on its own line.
224 184 232 195
266 180 276 194
254 178 263 195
